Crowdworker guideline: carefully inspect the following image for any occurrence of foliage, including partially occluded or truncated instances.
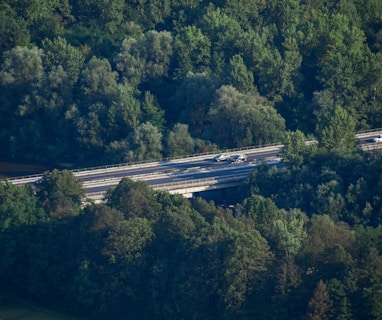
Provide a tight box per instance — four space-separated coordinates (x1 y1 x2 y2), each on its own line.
0 160 382 319
1 0 381 165
2 1 382 318
281 130 314 167
207 85 285 148
34 169 85 218
317 106 357 152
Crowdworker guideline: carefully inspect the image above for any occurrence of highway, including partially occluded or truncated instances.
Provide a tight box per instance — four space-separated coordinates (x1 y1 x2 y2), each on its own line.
7 130 382 199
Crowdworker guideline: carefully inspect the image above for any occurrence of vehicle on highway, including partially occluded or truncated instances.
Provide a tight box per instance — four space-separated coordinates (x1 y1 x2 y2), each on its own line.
230 154 247 163
372 135 382 143
213 153 231 162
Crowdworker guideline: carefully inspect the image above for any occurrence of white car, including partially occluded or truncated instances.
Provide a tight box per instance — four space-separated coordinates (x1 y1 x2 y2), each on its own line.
231 154 247 163
372 135 382 143
213 153 230 162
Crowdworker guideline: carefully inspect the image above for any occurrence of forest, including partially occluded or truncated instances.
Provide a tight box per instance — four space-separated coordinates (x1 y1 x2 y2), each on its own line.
1 0 382 166
1 0 382 319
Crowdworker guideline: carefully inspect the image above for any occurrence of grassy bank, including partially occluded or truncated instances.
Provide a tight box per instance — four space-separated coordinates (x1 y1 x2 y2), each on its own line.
0 294 87 320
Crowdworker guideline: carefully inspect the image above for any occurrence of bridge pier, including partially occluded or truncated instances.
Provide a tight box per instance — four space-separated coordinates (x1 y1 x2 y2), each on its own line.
191 186 240 206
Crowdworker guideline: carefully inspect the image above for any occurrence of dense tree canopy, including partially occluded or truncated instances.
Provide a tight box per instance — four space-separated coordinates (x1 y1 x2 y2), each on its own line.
1 1 382 319
1 150 382 319
1 0 381 166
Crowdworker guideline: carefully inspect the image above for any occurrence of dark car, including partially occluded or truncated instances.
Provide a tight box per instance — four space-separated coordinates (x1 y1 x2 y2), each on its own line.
231 154 247 163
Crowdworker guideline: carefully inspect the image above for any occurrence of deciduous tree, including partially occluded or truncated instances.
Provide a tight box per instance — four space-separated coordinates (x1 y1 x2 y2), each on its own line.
34 169 85 218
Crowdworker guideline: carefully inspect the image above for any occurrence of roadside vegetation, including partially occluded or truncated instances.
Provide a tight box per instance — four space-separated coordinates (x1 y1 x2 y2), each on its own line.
1 146 382 319
1 0 382 319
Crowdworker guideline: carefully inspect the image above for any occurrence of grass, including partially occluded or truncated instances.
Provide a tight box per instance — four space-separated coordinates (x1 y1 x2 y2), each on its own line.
0 294 87 320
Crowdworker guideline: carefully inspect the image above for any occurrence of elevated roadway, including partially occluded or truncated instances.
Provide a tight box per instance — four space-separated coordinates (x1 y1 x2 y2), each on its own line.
6 130 382 201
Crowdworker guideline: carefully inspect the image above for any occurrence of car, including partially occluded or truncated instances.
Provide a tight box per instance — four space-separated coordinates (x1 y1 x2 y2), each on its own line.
372 135 382 143
213 153 231 162
230 154 247 163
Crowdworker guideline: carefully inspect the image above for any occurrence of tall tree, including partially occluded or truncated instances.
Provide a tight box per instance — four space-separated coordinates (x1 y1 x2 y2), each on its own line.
281 130 312 167
42 36 87 83
224 54 256 93
165 123 195 157
318 106 356 152
115 30 173 84
127 122 163 161
0 181 44 229
327 278 352 320
207 85 285 148
79 56 119 106
173 25 211 76
105 177 160 219
0 4 30 55
223 229 274 314
199 7 244 62
34 169 85 219
169 72 218 136
306 280 331 320
272 209 307 257
316 13 371 124
141 91 165 132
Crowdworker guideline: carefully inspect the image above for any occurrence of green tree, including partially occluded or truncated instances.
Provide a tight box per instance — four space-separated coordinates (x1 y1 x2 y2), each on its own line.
115 37 142 85
107 83 141 136
0 181 44 229
223 0 266 27
327 278 352 320
239 194 283 239
105 177 160 219
141 30 173 80
349 247 382 320
207 85 285 148
141 91 165 132
318 106 356 152
0 46 44 93
307 280 331 320
8 0 72 41
127 122 163 161
0 4 30 55
313 179 346 220
71 0 124 32
199 7 244 62
79 56 119 106
316 13 371 123
103 217 154 263
165 123 195 157
272 209 307 257
76 57 120 158
173 25 211 76
223 229 274 313
34 169 85 219
345 177 372 225
0 46 51 159
281 130 312 167
300 215 355 280
42 36 87 83
224 54 256 93
169 72 218 136
115 30 173 84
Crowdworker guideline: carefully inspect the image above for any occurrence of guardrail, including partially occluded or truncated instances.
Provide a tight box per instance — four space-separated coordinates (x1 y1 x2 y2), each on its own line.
360 142 382 151
5 129 382 183
86 174 250 201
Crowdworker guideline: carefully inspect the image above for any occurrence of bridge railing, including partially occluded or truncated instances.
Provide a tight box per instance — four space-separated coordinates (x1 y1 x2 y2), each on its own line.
5 128 382 182
86 174 250 201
